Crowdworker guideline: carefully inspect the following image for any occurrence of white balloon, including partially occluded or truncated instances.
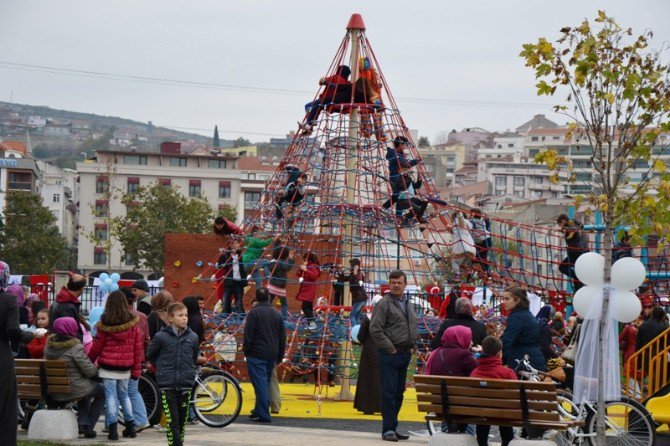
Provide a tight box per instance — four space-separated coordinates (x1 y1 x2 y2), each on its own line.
572 286 602 319
574 252 605 286
611 257 646 291
611 290 642 323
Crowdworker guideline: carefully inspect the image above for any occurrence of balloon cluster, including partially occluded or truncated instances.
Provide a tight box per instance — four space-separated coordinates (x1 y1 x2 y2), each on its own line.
572 253 646 323
98 272 121 293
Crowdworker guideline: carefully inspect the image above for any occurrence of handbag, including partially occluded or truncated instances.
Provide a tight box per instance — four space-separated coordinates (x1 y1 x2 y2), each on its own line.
561 324 580 364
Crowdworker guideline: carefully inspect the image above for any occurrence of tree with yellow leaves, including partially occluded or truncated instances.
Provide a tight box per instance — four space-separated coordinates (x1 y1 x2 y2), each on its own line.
521 11 670 445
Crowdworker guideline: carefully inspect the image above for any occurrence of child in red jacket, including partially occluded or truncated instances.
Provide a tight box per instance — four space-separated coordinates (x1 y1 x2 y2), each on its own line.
27 309 49 358
470 336 517 446
88 291 144 441
296 252 320 328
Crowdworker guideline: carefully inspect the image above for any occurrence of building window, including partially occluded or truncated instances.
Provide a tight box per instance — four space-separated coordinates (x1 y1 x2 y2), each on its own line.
531 136 539 142
125 252 135 266
95 227 108 241
513 176 525 187
53 193 60 203
531 190 542 199
93 249 107 265
95 175 109 193
170 157 187 167
495 176 507 186
248 173 256 180
219 181 231 198
514 190 524 197
507 143 514 148
188 179 201 197
244 191 261 209
534 176 543 184
127 177 140 193
446 155 456 163
95 200 109 217
208 159 227 169
124 155 147 165
159 178 172 187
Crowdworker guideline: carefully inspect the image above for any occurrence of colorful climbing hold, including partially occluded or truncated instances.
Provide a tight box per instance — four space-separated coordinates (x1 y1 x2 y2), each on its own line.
172 281 180 288
196 260 203 268
174 260 182 267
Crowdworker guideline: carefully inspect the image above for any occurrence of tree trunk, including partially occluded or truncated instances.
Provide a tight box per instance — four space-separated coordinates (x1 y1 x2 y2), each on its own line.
596 218 614 445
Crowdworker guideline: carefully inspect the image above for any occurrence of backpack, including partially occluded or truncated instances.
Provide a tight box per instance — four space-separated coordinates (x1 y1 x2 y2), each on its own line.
471 218 490 243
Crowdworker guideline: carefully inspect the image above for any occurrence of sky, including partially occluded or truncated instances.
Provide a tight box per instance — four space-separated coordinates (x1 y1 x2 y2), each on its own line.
1 1 669 143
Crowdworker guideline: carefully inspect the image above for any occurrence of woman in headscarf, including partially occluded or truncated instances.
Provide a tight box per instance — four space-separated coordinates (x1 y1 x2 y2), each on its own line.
535 305 557 361
0 261 42 446
147 291 174 339
354 295 383 415
431 297 488 350
6 284 28 325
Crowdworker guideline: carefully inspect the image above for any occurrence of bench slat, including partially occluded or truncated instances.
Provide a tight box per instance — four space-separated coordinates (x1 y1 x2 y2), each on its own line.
16 367 68 377
417 404 560 422
15 359 69 369
18 383 71 393
416 393 559 412
416 383 557 402
424 414 577 429
414 375 556 391
16 376 71 385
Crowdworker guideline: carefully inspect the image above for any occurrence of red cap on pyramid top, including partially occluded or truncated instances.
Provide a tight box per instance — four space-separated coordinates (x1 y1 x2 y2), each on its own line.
346 13 366 31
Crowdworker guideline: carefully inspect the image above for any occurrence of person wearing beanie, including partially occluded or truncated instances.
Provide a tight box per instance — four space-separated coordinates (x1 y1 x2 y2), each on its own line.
45 317 104 439
431 297 488 350
132 280 152 315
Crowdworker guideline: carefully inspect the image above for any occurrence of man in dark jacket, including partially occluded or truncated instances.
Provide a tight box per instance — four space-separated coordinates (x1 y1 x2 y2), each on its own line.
636 306 668 351
431 298 488 350
50 273 86 336
244 287 285 423
557 214 588 292
132 280 152 315
370 270 417 442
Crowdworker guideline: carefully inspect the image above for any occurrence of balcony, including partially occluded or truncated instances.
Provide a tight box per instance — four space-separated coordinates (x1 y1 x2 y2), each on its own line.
8 182 32 191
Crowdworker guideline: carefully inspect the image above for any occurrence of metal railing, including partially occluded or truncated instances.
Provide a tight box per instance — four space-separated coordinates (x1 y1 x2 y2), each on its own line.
624 326 670 402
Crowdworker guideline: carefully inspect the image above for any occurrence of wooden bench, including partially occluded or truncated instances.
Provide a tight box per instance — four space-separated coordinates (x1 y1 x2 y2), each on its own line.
16 359 80 441
415 375 578 436
16 359 72 406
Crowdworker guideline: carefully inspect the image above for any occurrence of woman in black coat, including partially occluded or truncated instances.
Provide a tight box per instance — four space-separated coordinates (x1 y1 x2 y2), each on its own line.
353 301 382 415
431 297 488 350
501 286 546 371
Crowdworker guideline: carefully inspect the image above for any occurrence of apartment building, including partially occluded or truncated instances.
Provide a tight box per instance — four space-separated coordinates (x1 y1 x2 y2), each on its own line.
36 161 78 248
76 144 278 277
0 141 40 219
418 143 466 187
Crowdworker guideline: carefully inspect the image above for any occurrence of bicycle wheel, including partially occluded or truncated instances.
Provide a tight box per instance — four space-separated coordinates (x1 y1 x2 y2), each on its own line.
192 371 243 428
556 390 579 420
584 397 656 446
118 373 161 427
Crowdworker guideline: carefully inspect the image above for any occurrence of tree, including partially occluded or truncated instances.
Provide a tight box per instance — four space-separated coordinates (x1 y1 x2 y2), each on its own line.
213 125 221 148
0 193 69 274
434 131 451 145
217 204 238 222
521 12 670 444
232 137 251 148
114 182 213 275
418 136 430 148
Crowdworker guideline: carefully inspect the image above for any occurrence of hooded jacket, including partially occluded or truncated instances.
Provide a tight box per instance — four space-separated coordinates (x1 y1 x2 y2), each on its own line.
295 261 320 303
241 236 274 264
146 325 199 389
268 257 295 288
386 147 419 183
425 325 477 376
88 316 144 378
44 335 98 401
470 354 518 380
49 287 82 334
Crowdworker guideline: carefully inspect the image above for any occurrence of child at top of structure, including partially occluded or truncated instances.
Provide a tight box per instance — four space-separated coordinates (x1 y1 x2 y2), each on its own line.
275 169 308 220
213 216 241 236
393 160 428 223
300 65 352 133
358 56 382 104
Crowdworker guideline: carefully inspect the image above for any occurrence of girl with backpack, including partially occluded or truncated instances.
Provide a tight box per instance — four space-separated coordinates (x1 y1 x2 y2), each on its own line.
88 290 144 440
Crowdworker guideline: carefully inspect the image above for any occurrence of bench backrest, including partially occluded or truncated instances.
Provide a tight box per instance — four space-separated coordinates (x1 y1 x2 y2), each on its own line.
15 359 71 399
415 374 560 426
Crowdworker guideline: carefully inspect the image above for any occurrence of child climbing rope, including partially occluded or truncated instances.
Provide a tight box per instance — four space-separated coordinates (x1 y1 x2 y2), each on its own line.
394 160 428 225
382 136 419 213
299 65 352 135
275 167 308 221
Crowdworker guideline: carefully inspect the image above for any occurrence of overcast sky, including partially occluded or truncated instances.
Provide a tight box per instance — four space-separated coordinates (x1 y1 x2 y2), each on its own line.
1 1 668 143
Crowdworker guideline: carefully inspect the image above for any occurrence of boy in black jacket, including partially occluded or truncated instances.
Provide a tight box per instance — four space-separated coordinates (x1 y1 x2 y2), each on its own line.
147 302 199 446
244 287 286 423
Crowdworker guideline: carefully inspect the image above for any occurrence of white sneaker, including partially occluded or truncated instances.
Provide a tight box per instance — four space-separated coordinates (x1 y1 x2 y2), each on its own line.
308 322 317 330
136 422 150 433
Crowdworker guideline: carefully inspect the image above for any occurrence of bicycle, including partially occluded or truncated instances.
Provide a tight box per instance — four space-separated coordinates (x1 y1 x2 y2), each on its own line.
120 363 243 429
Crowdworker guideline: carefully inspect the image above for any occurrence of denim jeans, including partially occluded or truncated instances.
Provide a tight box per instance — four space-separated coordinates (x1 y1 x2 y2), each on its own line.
77 382 105 429
103 378 133 426
349 300 366 326
128 377 148 426
246 356 275 422
250 258 270 288
378 349 411 434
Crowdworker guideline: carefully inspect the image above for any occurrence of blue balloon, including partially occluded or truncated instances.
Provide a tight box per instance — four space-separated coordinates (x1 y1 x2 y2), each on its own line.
110 273 120 283
110 283 119 292
351 324 361 342
99 272 109 281
88 306 104 336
